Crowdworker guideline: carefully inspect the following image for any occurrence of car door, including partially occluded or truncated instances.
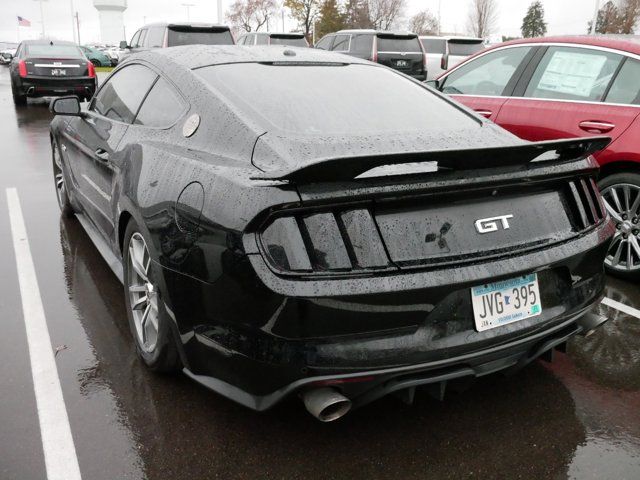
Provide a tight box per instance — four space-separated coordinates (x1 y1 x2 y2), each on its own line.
496 45 640 150
437 45 537 122
62 64 158 238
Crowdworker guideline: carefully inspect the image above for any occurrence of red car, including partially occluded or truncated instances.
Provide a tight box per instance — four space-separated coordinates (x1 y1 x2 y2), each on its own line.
431 35 640 280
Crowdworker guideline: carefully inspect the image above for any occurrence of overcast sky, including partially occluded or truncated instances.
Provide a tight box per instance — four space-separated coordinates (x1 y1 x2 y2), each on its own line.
0 0 600 45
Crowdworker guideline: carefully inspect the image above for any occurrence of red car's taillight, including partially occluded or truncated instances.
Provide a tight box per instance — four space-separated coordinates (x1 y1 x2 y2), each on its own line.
87 62 96 78
18 59 27 77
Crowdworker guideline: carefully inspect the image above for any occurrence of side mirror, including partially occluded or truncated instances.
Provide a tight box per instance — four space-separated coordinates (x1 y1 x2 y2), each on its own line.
119 40 129 49
441 53 449 71
50 96 82 116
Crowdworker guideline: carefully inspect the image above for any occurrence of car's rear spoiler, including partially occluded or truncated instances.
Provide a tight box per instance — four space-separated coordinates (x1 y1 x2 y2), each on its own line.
252 136 611 183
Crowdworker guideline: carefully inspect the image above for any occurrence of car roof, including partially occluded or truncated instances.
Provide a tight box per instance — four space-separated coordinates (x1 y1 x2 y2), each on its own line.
250 32 305 37
21 39 78 45
139 22 230 30
492 35 640 56
133 45 371 70
336 29 417 36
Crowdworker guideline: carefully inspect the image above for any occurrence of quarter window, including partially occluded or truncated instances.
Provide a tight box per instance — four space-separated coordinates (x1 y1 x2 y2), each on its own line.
130 30 141 47
135 77 185 127
92 64 157 123
256 35 268 45
351 34 373 55
331 34 350 52
442 47 532 96
524 46 623 102
315 35 332 50
605 57 640 105
146 27 165 48
138 29 148 47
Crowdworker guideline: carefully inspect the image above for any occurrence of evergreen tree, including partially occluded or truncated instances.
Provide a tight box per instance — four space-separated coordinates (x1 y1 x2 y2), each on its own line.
316 0 346 40
521 1 547 38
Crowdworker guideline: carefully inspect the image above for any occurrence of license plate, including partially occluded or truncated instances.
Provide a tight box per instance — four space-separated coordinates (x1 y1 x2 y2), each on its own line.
471 274 542 332
51 69 66 76
396 60 409 67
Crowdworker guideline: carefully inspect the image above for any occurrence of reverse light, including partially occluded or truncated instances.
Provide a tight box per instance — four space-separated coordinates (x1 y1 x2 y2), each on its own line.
18 59 27 77
87 62 96 78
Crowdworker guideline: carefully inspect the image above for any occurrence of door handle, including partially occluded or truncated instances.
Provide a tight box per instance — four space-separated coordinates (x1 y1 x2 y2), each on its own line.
94 148 109 162
579 120 615 133
475 109 493 118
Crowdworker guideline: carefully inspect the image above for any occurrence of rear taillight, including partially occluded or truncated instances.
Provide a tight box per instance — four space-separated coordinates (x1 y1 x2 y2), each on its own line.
87 62 96 78
18 60 27 77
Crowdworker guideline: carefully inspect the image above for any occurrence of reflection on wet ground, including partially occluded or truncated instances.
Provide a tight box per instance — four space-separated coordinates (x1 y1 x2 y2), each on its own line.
1 66 639 479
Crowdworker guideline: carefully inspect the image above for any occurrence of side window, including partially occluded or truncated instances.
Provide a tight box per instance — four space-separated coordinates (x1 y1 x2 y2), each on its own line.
331 34 350 52
442 46 532 96
138 29 148 47
256 34 268 45
146 27 165 48
605 57 640 105
135 77 184 127
315 35 333 50
351 35 373 55
524 47 623 102
130 30 141 48
92 64 157 123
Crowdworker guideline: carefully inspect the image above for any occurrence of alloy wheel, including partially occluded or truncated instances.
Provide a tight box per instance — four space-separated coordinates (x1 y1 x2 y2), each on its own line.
53 145 66 208
601 183 640 273
127 233 159 352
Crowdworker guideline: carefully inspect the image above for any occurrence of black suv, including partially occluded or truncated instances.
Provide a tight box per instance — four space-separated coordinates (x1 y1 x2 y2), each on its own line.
119 22 234 61
315 29 427 81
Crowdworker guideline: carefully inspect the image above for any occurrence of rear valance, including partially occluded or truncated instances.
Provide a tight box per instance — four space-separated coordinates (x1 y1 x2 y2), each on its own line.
252 137 611 183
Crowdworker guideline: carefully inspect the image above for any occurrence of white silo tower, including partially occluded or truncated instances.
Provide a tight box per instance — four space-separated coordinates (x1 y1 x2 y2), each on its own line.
93 0 127 44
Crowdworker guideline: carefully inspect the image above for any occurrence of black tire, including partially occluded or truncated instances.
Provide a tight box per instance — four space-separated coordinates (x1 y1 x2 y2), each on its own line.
123 219 181 372
52 141 75 218
597 172 640 281
11 80 26 106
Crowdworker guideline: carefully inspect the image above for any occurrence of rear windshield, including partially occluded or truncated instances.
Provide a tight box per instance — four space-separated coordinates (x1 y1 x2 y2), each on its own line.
25 44 83 58
448 41 484 56
377 36 421 52
421 38 446 54
196 63 478 135
167 27 234 46
270 36 307 47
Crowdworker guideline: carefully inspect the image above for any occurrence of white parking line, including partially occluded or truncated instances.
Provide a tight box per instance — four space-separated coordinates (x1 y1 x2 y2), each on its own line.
6 188 82 480
602 297 640 319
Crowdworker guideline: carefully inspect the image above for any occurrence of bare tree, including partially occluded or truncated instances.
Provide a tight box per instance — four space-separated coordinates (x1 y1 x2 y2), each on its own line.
618 0 640 33
368 0 406 30
467 0 498 38
408 10 439 35
284 0 320 38
227 0 277 33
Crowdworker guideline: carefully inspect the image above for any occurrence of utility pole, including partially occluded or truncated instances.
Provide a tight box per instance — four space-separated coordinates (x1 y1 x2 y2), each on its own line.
590 0 600 35
438 0 442 36
34 0 47 38
217 0 223 24
70 0 77 43
182 3 195 22
75 12 80 44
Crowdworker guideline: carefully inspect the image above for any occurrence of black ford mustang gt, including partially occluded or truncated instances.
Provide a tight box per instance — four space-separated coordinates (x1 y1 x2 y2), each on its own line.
49 45 614 421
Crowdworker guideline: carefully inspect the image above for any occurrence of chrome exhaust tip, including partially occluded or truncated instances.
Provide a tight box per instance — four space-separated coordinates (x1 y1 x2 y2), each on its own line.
577 311 609 337
26 86 35 95
301 388 352 422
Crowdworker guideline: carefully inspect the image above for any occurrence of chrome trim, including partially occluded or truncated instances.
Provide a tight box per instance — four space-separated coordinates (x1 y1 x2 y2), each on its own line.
81 173 111 202
34 63 80 68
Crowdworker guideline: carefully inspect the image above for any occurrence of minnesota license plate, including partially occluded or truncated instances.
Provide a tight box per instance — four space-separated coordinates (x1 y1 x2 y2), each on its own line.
471 274 542 332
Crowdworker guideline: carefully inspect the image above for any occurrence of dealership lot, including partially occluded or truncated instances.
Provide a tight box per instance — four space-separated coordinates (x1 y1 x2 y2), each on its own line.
1 65 640 479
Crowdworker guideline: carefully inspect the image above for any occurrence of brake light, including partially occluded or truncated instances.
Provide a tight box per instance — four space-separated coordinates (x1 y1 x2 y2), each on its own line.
87 62 96 78
18 60 27 77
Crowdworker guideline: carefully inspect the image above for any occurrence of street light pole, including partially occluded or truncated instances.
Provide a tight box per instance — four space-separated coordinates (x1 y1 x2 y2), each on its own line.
217 0 223 24
590 0 600 35
182 3 195 22
69 0 77 43
438 0 442 36
34 0 47 38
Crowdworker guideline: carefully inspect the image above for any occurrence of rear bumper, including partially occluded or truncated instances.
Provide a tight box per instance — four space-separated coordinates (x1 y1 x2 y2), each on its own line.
15 76 97 97
159 219 614 410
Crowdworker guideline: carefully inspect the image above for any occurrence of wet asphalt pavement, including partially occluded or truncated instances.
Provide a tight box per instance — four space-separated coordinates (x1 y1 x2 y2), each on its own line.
1 66 640 480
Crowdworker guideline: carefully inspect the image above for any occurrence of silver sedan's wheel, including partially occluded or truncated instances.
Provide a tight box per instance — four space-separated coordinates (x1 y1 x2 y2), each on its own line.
127 232 160 353
601 183 640 274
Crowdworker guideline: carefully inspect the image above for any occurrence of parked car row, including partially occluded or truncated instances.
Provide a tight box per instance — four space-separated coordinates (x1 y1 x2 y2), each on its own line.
48 44 612 421
430 36 640 279
0 42 18 64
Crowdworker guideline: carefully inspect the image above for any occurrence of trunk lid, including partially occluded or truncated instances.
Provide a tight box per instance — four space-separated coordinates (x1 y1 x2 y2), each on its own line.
24 57 88 77
376 34 424 76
